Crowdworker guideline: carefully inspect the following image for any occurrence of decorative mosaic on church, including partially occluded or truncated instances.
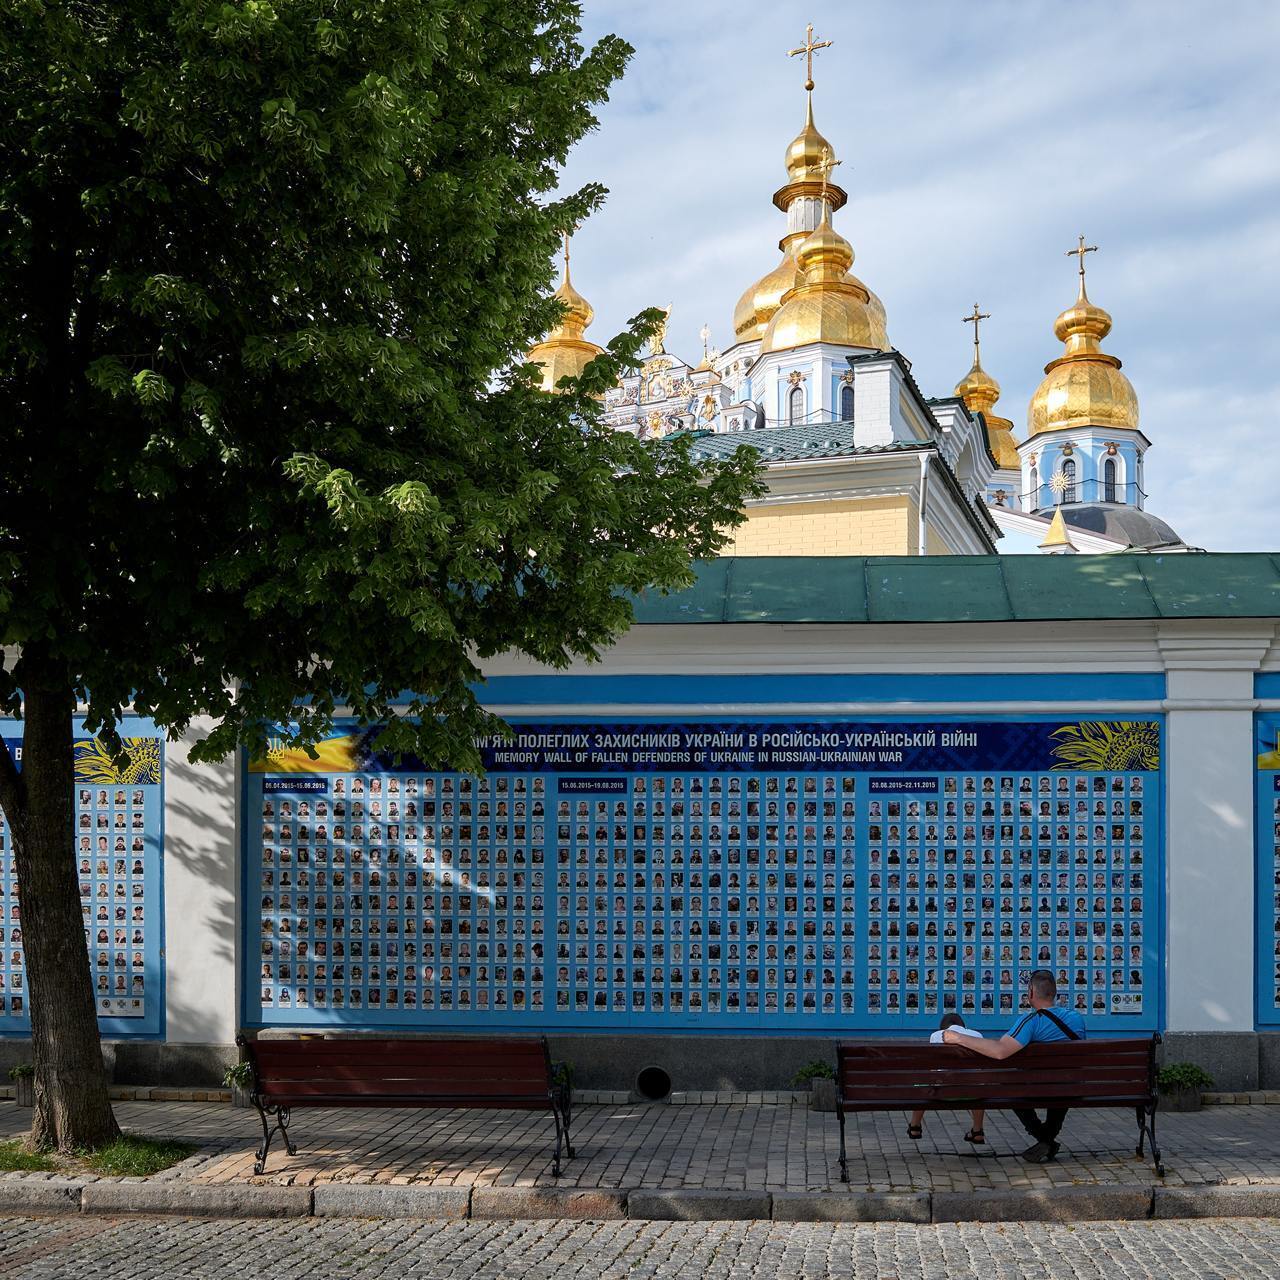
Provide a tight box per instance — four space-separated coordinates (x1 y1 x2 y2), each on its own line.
0 719 165 1036
244 716 1161 1034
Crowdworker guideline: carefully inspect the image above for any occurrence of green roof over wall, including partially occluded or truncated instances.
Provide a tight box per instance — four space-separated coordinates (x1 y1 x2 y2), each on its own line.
629 555 1280 625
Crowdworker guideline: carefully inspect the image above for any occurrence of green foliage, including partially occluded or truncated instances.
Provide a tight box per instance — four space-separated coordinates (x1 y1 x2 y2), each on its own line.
551 1060 574 1091
77 1135 196 1177
792 1060 835 1087
0 1139 56 1172
222 1060 254 1090
1157 1062 1214 1093
0 1 763 767
7 1063 34 1080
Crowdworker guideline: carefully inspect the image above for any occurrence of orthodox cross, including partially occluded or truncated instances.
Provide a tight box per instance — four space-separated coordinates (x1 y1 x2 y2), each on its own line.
699 323 711 362
814 145 842 202
789 23 832 91
561 231 571 278
962 303 990 363
1066 234 1098 294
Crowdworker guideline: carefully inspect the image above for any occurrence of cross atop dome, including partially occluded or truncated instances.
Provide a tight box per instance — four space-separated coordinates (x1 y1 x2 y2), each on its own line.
962 303 991 365
1066 234 1098 298
788 22 832 93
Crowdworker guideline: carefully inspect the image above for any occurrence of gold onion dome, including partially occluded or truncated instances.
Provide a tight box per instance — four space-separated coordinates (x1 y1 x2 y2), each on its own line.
526 238 604 394
760 208 889 354
732 89 854 342
955 340 1020 470
785 95 836 183
1028 247 1138 435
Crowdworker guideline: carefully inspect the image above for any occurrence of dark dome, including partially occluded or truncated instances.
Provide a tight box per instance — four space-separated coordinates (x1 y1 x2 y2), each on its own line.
1060 503 1183 549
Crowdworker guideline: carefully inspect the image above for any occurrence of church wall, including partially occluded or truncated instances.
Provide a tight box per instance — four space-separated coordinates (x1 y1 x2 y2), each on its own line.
721 496 914 557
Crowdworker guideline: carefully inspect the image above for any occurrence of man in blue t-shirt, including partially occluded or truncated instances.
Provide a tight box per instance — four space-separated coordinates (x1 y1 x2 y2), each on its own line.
942 969 1086 1163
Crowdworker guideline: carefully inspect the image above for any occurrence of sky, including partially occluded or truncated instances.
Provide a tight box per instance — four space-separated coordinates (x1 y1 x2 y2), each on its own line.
556 0 1280 552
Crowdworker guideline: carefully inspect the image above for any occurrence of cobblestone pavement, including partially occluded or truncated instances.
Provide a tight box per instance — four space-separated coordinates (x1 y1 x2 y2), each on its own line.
3 1215 1280 1278
5 1098 1278 1191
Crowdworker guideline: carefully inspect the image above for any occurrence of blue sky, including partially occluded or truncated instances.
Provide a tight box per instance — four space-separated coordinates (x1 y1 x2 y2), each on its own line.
558 1 1280 551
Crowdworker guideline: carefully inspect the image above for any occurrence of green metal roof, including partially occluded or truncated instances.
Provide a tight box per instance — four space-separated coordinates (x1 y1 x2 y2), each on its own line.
629 554 1280 624
686 421 927 464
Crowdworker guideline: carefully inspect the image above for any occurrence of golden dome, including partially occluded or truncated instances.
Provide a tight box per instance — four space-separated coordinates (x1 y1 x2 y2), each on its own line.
759 211 889 355
785 95 835 182
955 357 1020 470
1028 278 1138 435
526 239 604 394
733 244 803 341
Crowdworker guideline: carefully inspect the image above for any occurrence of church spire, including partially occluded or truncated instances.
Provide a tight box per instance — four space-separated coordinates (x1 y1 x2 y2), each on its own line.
954 303 1019 470
526 231 605 394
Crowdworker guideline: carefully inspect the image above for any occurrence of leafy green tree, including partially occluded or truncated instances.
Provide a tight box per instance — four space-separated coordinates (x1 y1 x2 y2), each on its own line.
0 0 761 1151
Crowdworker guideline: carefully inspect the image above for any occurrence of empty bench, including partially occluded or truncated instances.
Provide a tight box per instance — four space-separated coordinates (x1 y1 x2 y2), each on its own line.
834 1035 1162 1178
236 1034 574 1176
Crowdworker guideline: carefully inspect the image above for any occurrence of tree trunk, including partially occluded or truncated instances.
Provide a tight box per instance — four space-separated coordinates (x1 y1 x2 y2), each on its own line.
8 681 119 1151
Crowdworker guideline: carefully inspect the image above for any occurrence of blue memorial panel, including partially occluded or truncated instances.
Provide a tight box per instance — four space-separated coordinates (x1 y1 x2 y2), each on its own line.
243 715 1162 1035
0 717 165 1038
1257 713 1280 1028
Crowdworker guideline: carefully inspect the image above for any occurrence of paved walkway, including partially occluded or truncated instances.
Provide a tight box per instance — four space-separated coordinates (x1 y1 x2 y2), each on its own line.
4 1216 1280 1280
4 1099 1279 1192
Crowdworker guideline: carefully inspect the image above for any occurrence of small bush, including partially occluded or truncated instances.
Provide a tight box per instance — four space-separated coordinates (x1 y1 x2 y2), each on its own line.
7 1064 34 1080
1157 1062 1214 1093
222 1060 254 1090
792 1060 835 1087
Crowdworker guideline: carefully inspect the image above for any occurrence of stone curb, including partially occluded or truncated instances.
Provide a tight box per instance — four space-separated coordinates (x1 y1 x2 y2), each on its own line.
932 1186 1153 1223
1154 1185 1280 1218
470 1186 629 1220
313 1184 470 1219
7 1179 1280 1223
771 1191 930 1223
627 1189 772 1221
0 1178 84 1214
80 1182 313 1218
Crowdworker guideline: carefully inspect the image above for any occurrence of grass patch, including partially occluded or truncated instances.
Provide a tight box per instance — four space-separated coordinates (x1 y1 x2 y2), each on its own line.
78 1135 196 1177
0 1139 57 1173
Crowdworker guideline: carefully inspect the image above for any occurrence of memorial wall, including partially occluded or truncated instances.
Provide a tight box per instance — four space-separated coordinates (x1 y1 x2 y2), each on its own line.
0 717 166 1038
243 716 1162 1036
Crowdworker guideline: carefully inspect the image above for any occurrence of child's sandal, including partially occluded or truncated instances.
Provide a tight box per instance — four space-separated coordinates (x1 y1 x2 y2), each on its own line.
964 1128 985 1144
907 1123 923 1140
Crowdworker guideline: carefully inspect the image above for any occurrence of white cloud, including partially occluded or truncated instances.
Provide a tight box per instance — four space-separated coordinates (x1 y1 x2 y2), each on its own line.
556 0 1280 549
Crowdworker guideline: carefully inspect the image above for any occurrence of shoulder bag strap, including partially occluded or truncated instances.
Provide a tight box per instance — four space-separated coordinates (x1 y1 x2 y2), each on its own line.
1036 1007 1081 1040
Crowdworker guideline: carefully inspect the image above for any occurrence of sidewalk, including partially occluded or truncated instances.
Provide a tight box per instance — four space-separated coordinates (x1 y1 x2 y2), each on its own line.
5 1098 1280 1199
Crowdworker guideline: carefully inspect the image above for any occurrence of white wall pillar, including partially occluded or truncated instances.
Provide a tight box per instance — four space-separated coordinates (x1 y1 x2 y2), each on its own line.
162 724 238 1045
1160 625 1272 1032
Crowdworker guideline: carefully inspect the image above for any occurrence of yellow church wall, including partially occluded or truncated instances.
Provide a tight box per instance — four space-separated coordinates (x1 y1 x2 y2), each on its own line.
723 496 915 556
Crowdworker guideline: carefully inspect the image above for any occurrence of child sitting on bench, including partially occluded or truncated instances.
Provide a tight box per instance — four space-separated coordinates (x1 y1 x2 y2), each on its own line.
907 1012 986 1145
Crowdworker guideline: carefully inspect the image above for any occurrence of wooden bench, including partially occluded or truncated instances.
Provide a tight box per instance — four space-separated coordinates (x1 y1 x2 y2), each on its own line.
235 1034 574 1176
835 1035 1163 1178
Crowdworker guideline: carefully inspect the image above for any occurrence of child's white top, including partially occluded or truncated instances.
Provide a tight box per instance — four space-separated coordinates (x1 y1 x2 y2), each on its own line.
929 1026 984 1044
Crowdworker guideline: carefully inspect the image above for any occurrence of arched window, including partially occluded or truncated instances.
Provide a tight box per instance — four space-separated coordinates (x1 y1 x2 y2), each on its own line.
788 383 805 425
1103 457 1117 503
1029 461 1039 509
839 383 854 422
1061 458 1077 504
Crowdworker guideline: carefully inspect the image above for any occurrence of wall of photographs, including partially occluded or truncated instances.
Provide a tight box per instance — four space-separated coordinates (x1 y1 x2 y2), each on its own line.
1258 713 1280 1027
244 716 1163 1034
0 718 165 1038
